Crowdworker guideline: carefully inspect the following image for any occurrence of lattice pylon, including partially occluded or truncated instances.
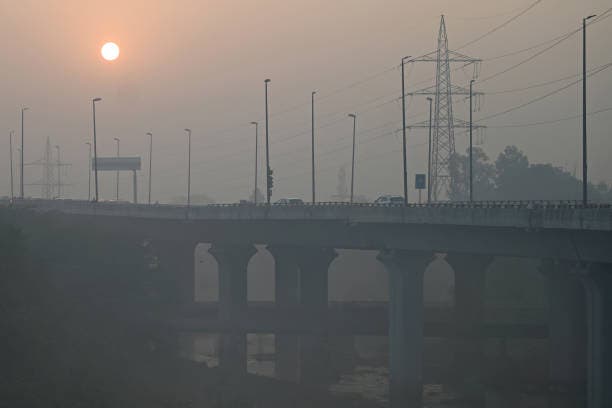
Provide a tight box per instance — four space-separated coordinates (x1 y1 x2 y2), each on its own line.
410 15 482 201
432 15 454 201
42 137 55 199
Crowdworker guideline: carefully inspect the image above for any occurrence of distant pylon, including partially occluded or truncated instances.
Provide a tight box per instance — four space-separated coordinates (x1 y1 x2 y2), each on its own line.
25 136 71 198
407 15 484 201
42 137 55 199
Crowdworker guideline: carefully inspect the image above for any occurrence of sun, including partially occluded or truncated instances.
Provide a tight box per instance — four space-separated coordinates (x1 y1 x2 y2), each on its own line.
101 42 120 61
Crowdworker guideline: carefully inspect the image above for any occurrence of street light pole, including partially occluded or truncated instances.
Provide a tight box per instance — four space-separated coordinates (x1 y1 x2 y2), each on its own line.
92 98 102 202
85 142 91 201
583 14 596 206
469 79 474 202
114 137 120 200
20 107 28 199
401 56 411 206
185 128 192 208
17 148 21 196
55 145 61 198
311 90 316 204
264 79 271 205
250 122 258 204
427 97 433 204
9 131 14 200
147 132 153 204
348 113 357 204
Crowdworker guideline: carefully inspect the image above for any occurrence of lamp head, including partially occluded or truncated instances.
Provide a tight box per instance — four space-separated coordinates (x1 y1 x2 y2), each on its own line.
85 142 91 146
427 97 433 101
114 137 120 142
250 121 257 125
93 98 102 102
586 14 597 21
348 113 356 118
184 128 191 133
146 132 152 137
264 79 271 83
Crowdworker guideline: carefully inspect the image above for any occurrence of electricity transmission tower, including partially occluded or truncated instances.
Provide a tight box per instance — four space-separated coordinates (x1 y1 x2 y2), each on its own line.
407 15 485 201
26 137 70 198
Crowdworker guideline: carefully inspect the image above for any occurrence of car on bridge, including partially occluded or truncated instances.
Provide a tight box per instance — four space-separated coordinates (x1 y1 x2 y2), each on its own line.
274 198 304 205
374 195 404 205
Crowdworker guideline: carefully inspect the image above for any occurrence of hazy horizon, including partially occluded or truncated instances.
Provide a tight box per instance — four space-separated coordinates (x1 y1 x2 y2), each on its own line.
1 0 610 203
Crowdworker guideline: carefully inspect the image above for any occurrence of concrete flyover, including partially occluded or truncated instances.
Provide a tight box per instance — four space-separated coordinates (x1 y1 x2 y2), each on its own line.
5 198 612 408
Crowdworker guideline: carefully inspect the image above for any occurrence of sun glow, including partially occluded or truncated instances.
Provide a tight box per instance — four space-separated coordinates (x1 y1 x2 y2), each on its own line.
101 42 120 61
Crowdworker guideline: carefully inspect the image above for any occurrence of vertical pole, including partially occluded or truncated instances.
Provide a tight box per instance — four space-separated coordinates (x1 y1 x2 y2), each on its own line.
427 98 433 204
86 143 91 201
469 80 474 203
265 79 271 205
17 148 21 198
312 91 316 204
9 131 14 200
349 114 356 204
55 146 61 198
582 17 588 206
186 129 191 208
148 133 152 205
20 108 25 199
401 57 410 206
115 138 120 201
251 122 258 204
92 99 101 202
133 170 138 204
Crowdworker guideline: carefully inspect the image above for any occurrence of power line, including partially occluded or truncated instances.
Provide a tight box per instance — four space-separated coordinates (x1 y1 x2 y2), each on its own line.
476 61 612 122
455 0 543 51
478 8 612 83
486 106 612 128
484 61 612 95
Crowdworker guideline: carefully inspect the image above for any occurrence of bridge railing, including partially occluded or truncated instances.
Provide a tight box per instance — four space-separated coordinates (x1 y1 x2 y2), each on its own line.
3 197 611 210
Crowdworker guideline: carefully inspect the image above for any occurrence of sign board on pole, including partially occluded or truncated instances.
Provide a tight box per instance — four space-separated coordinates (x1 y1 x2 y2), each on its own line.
93 157 141 171
415 174 426 190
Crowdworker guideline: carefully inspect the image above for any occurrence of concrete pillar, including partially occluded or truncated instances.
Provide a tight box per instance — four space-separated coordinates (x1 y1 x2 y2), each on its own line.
581 263 612 408
378 249 433 408
155 239 198 305
540 259 586 407
267 245 301 383
153 239 198 356
297 247 337 386
209 244 256 375
445 253 492 407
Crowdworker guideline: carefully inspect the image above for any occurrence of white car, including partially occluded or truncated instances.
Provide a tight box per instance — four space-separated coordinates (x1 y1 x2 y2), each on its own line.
374 195 404 205
274 198 304 205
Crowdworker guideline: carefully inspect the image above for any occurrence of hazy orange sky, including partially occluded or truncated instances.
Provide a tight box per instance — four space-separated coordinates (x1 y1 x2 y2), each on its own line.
0 0 610 202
